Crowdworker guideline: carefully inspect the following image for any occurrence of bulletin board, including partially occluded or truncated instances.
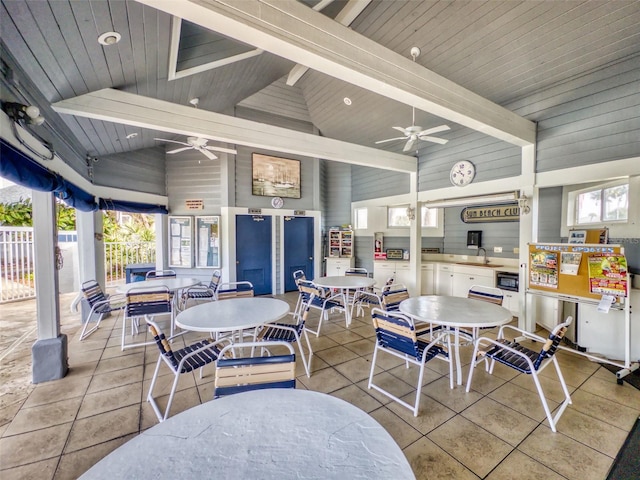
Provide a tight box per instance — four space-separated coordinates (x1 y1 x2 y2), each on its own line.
527 243 627 301
195 216 220 268
168 216 194 268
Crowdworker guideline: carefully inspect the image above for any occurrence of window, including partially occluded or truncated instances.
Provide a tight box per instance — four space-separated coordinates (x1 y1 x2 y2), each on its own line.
421 206 438 228
354 207 368 229
388 206 410 227
576 183 628 225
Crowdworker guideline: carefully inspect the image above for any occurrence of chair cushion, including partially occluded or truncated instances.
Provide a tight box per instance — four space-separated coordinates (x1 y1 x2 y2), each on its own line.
260 323 303 342
174 340 220 373
484 339 539 373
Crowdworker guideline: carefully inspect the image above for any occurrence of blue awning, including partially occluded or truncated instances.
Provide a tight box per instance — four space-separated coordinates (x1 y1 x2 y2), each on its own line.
98 198 168 214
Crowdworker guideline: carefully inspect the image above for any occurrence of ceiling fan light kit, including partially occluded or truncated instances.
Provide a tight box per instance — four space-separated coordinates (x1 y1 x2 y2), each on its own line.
154 136 237 161
375 47 450 152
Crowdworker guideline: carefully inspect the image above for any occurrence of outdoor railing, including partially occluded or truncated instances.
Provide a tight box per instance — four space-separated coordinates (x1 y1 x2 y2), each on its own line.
0 227 155 303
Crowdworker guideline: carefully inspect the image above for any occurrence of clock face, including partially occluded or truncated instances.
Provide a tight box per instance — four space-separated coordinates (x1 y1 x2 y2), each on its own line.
450 161 476 186
271 196 284 209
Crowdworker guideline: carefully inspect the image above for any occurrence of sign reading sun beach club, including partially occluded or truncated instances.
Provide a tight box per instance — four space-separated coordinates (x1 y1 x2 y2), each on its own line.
461 204 520 223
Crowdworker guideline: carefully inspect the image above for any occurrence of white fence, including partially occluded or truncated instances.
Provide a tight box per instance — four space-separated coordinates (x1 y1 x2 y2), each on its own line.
0 227 155 303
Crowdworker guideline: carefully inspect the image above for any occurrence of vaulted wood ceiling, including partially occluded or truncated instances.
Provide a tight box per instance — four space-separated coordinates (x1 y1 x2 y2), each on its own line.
1 0 639 174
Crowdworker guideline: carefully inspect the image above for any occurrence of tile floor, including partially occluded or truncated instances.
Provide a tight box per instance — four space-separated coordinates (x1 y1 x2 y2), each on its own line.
1 291 639 479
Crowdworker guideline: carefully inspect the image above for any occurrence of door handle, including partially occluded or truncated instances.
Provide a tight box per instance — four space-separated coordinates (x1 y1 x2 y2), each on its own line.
309 257 313 260
236 261 240 265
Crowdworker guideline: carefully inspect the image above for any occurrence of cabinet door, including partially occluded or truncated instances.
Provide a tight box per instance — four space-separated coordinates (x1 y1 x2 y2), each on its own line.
326 258 354 276
421 265 434 295
374 262 396 288
452 272 493 298
532 295 559 332
436 265 454 296
395 264 413 294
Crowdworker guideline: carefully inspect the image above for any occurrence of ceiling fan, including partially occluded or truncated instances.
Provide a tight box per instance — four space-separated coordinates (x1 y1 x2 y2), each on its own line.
154 136 237 161
375 47 450 152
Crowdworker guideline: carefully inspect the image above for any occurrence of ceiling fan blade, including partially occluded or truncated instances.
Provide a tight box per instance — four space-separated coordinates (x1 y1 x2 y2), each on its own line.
419 136 449 145
154 138 189 146
199 148 218 160
403 137 418 152
417 125 450 136
167 147 193 154
204 145 237 155
392 126 409 134
375 137 407 144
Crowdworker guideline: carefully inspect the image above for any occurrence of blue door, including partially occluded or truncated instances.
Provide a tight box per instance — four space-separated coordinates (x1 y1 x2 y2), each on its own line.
283 216 314 292
236 215 272 295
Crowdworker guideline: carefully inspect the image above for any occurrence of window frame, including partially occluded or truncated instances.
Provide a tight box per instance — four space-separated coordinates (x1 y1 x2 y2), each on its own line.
573 181 629 226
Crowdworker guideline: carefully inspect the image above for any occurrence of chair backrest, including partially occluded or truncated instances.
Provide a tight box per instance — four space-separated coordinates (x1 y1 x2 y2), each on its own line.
292 270 306 283
345 268 368 277
381 285 410 311
81 280 107 307
371 308 419 358
209 270 222 291
297 279 327 300
533 316 573 369
146 318 180 370
125 286 172 317
216 281 254 300
468 285 504 306
214 341 296 398
146 269 176 280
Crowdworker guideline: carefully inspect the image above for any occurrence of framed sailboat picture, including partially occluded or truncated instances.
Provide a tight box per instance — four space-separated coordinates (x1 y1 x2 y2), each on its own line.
252 153 301 199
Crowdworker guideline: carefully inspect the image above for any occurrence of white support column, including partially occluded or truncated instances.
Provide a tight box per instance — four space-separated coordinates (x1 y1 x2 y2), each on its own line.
409 172 420 297
519 144 537 333
76 210 105 287
155 213 168 270
31 190 67 383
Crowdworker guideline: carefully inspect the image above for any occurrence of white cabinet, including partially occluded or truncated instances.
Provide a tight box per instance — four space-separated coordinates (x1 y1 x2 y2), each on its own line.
501 291 519 315
531 295 560 332
436 264 454 296
374 261 413 294
325 257 354 276
328 229 353 258
395 263 412 292
421 264 435 295
451 265 494 298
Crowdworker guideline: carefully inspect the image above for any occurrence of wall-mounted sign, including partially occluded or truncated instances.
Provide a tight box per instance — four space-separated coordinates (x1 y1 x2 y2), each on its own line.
248 208 262 215
294 210 306 216
461 204 520 223
185 199 204 210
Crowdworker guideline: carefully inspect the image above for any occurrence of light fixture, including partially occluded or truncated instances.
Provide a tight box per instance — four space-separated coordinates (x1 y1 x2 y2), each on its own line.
343 97 352 106
125 132 138 139
1 101 45 126
423 191 518 208
98 31 121 46
406 206 416 221
189 98 199 108
517 192 531 214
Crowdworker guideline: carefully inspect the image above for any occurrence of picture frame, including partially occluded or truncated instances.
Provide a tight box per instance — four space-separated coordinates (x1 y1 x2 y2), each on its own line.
252 153 301 199
168 216 193 268
195 216 220 268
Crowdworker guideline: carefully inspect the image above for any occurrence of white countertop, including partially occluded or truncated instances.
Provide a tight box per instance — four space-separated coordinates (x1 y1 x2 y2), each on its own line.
79 389 415 480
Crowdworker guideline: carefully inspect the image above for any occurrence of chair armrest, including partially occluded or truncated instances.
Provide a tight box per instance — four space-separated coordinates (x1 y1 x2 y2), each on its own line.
496 324 545 343
473 337 536 370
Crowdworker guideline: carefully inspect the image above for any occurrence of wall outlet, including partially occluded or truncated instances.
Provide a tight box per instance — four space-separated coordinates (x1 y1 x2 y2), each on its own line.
513 247 520 254
493 246 502 253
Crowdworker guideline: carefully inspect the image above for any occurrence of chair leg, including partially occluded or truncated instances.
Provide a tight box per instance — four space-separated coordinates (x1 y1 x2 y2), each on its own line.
146 357 165 422
79 310 104 341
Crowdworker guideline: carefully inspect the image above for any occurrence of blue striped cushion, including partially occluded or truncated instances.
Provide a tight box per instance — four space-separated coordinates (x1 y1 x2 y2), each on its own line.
260 323 304 342
173 340 220 373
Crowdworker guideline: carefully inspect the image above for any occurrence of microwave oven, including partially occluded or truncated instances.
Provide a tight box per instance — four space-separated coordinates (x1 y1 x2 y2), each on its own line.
496 271 519 292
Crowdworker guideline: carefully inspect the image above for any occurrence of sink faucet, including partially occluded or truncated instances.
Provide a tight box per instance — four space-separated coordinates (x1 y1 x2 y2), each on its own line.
477 247 488 264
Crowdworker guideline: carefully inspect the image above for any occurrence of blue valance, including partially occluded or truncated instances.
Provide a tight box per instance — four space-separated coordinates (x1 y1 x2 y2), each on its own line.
98 198 168 214
56 180 98 212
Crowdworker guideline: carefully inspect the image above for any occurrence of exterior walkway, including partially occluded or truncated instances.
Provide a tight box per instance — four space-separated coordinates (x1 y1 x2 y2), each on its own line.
1 291 639 479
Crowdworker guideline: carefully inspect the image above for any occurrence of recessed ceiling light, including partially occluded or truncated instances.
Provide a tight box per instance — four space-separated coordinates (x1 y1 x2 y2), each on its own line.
98 31 121 46
343 97 352 106
125 133 138 139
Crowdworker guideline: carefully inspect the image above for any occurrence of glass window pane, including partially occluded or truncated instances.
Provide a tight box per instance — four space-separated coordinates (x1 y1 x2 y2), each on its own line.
354 208 368 229
577 189 601 224
421 207 437 227
603 184 628 221
388 206 410 227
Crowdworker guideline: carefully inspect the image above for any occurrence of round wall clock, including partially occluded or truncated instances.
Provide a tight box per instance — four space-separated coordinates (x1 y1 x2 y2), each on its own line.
450 160 476 186
271 196 284 209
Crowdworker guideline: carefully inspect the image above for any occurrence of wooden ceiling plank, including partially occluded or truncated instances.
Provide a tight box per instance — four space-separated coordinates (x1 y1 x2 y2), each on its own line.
52 88 417 173
135 0 535 146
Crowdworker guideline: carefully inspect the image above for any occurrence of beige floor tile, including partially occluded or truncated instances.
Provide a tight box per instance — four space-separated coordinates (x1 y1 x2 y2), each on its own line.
428 415 513 478
87 365 144 394
403 436 479 480
334 356 374 383
388 360 446 388
388 392 456 435
519 425 614 480
23 376 91 408
488 381 556 422
0 457 58 480
64 404 140 453
463 362 509 394
486 449 566 480
93 352 145 375
296 366 352 393
342 337 375 356
326 329 364 345
509 367 574 404
570 389 640 430
461 396 539 446
329 384 383 413
366 371 415 405
306 334 339 352
424 377 483 413
0 422 72 469
553 407 630 457
54 434 135 480
77 382 143 419
142 369 197 399
369 406 422 449
4 397 82 436
313 345 359 366
580 374 640 410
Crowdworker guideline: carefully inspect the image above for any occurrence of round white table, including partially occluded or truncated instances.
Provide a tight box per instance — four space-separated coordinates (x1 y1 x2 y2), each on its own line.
313 275 376 326
116 277 201 295
399 295 513 385
175 297 289 338
78 389 415 479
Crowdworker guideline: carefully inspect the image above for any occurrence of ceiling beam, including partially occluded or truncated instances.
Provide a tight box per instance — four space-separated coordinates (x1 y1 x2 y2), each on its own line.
51 88 417 173
135 0 536 147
